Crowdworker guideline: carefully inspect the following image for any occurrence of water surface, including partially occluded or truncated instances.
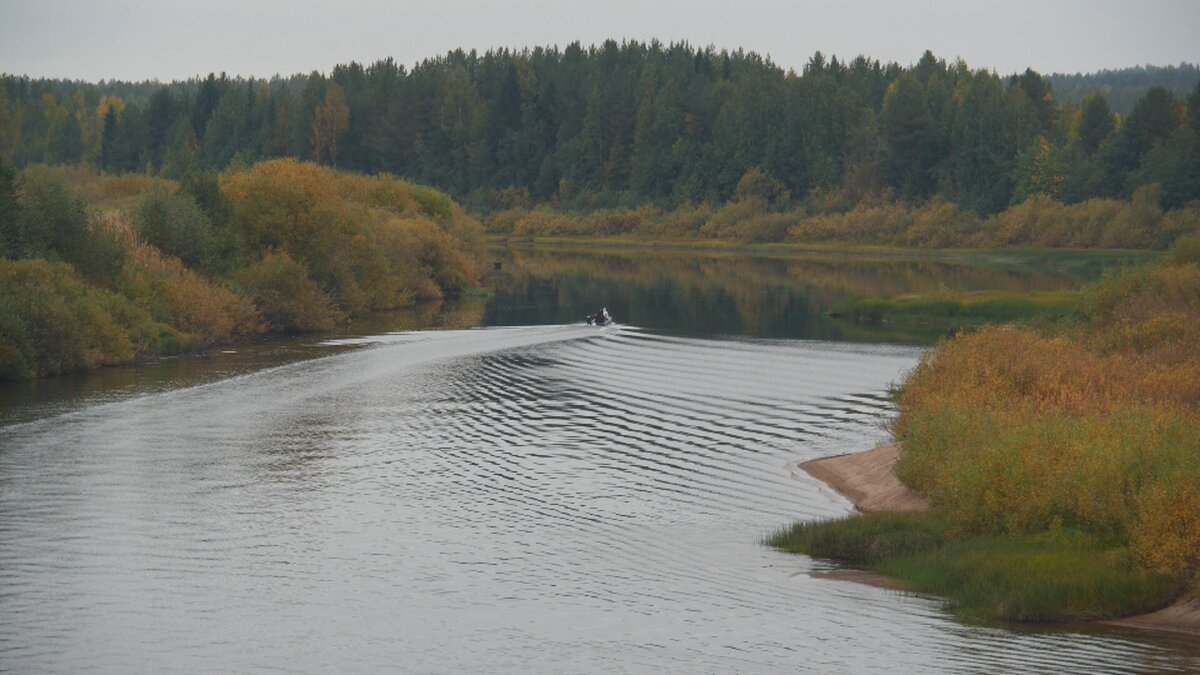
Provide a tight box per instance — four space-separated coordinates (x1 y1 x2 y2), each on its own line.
3 326 1197 672
481 246 1143 340
2 248 1195 672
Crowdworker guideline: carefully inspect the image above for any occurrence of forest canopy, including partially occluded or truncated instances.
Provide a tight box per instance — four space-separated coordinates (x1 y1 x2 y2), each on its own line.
3 43 1198 215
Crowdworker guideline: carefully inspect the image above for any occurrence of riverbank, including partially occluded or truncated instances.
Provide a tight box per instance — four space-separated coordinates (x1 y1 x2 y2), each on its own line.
482 192 1200 251
488 234 1158 267
0 162 486 380
797 444 1200 636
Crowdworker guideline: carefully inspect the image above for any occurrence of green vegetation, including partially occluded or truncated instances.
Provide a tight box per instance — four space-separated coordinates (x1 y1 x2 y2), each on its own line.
0 258 181 379
772 254 1200 623
0 159 484 379
769 512 947 566
829 290 1078 328
486 187 1200 249
768 514 1180 622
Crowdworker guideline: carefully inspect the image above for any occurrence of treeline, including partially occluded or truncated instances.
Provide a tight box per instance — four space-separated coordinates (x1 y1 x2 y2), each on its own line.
2 43 1198 215
0 160 484 378
1046 63 1200 113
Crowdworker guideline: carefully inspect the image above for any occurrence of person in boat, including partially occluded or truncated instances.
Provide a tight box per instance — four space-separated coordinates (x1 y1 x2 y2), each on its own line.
586 306 612 325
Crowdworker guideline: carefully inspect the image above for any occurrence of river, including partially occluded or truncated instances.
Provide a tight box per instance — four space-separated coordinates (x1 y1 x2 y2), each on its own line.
1 247 1196 673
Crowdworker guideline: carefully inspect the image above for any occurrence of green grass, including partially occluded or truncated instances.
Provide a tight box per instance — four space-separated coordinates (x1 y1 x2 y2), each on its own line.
768 513 1182 623
829 290 1079 327
768 512 948 566
489 236 1157 271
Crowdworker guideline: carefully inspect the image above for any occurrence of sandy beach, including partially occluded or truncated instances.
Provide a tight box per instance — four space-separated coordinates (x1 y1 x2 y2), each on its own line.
800 443 1199 638
799 443 928 513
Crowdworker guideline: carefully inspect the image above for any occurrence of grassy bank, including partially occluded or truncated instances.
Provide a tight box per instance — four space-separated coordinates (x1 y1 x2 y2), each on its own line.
490 233 1158 262
768 514 1181 622
829 290 1078 328
771 246 1200 624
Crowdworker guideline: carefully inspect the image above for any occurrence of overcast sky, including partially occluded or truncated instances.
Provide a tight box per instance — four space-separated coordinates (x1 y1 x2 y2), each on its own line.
2 0 1198 82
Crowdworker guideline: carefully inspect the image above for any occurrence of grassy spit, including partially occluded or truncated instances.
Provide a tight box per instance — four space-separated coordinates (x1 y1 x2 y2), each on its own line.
828 290 1078 328
768 514 1182 623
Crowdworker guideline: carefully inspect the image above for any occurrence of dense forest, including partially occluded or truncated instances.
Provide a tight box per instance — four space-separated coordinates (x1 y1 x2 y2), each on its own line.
3 42 1199 216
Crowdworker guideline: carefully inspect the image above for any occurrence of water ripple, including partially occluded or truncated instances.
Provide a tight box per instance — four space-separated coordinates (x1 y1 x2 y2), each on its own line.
1 326 1196 673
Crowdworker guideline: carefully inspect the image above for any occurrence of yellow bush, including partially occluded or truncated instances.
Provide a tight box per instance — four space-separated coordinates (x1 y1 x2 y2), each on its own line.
221 159 482 317
119 243 262 346
1133 472 1200 576
0 259 182 377
895 262 1200 580
230 251 340 333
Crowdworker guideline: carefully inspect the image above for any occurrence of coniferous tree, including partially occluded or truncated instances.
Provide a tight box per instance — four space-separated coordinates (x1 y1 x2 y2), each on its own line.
1077 93 1114 154
145 87 178 170
881 73 936 199
45 111 83 165
0 159 20 257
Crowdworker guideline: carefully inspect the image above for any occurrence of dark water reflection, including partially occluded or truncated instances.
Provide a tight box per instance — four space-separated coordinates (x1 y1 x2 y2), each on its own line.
2 246 1126 424
482 246 1137 342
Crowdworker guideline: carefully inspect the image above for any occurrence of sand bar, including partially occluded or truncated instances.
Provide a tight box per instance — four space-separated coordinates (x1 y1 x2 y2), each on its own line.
800 443 928 513
1104 599 1200 638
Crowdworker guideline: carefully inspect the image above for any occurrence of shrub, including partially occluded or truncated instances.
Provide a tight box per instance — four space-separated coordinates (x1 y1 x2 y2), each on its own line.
222 160 482 316
893 263 1200 580
1170 232 1200 265
230 251 339 333
0 259 178 378
13 166 125 282
134 185 218 269
118 242 261 345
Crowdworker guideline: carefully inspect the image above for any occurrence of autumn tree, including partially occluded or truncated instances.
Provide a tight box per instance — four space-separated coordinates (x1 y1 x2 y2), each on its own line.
311 83 350 166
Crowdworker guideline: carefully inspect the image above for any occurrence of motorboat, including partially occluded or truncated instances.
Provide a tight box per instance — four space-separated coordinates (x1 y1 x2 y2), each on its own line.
585 307 613 326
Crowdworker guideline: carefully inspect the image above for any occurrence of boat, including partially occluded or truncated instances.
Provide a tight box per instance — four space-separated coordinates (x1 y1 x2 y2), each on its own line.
585 307 613 326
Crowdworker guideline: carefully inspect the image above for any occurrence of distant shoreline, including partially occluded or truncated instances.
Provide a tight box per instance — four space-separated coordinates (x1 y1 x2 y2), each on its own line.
488 235 1160 262
799 444 1200 638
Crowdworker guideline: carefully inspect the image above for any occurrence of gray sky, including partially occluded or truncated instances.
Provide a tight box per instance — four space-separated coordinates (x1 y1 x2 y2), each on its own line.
2 0 1198 82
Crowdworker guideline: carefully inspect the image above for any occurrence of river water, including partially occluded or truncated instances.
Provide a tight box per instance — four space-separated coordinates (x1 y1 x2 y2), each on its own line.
1 248 1196 673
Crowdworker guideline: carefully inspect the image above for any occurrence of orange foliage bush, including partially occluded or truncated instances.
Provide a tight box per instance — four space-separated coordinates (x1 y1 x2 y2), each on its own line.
894 263 1200 579
119 242 262 346
221 159 482 319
